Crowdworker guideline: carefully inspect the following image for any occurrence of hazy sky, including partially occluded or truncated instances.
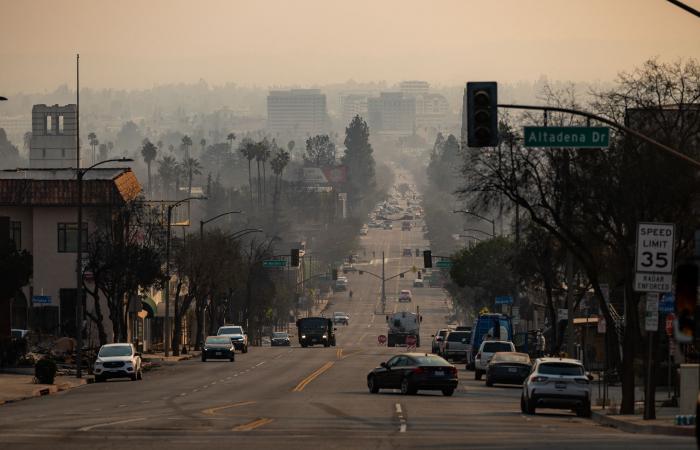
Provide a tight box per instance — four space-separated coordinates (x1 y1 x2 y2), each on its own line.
2 0 700 93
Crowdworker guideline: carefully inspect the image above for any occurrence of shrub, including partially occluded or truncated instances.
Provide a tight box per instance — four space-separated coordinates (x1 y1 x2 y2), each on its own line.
35 359 57 384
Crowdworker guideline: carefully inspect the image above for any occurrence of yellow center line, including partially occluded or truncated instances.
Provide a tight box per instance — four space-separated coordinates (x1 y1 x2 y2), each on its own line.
292 361 335 392
202 401 257 416
340 349 363 360
232 417 274 432
336 348 344 359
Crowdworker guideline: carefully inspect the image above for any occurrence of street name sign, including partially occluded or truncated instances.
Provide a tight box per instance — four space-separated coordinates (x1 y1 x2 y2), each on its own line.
436 260 453 268
645 293 659 332
32 295 51 305
523 126 610 148
495 295 513 305
263 259 287 268
634 222 675 293
659 293 675 313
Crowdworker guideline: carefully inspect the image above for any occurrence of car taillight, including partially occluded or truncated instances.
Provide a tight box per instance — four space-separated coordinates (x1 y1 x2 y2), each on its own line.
448 366 458 375
412 367 426 375
476 352 481 360
531 376 549 383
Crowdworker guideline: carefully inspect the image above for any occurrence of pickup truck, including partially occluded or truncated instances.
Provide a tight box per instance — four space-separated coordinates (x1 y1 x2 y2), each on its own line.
216 324 249 353
442 330 471 362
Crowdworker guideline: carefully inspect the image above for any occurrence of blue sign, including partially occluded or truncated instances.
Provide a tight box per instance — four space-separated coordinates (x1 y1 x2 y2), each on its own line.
659 293 674 313
32 295 51 305
495 295 513 305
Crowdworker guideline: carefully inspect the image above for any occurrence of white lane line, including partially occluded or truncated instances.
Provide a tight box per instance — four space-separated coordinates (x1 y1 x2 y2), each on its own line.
395 403 407 433
79 417 146 432
400 422 407 433
256 361 265 366
395 403 402 414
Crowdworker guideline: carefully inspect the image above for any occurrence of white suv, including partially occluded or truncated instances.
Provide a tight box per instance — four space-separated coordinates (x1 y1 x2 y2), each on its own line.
217 325 249 353
521 358 592 417
94 343 142 382
474 340 515 380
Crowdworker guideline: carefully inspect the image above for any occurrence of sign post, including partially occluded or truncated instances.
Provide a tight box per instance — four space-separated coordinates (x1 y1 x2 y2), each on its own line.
634 223 675 293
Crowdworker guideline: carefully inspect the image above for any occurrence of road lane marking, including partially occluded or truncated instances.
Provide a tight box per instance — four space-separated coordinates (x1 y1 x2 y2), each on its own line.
357 332 368 344
79 417 146 432
232 417 273 431
395 403 407 433
292 361 335 392
202 401 257 416
256 361 265 366
336 348 344 359
395 403 402 414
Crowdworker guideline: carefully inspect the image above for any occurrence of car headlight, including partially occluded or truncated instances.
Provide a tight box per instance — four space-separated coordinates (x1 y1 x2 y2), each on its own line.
94 360 103 366
203 347 209 352
323 334 328 339
301 334 306 339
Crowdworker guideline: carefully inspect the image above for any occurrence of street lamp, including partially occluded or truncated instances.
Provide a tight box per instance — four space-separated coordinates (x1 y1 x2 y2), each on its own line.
225 228 263 241
462 228 495 238
164 196 206 357
200 210 243 239
453 210 496 237
75 157 133 378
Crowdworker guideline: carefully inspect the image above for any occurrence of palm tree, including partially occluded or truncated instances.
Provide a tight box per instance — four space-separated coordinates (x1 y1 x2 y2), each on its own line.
88 132 97 163
141 139 158 197
254 140 270 207
181 157 203 196
260 138 272 206
158 156 178 198
181 135 193 159
200 138 206 155
270 149 291 207
227 133 236 151
239 139 256 208
99 143 108 160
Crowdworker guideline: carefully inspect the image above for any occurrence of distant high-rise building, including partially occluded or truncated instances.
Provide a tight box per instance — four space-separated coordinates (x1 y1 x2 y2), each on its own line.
367 92 416 135
30 104 77 168
399 80 430 96
267 89 328 136
340 94 369 126
399 81 449 131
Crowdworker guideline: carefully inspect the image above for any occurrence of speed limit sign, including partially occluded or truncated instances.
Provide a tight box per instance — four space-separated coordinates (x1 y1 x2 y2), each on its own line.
634 222 675 293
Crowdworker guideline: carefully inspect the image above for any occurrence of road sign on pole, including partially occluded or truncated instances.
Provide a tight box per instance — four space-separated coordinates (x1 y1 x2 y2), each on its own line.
495 295 513 305
634 222 675 293
263 259 287 268
645 293 660 332
436 260 453 268
523 126 610 148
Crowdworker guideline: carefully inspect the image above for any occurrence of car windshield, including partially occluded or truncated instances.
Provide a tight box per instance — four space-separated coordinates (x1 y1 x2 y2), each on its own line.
205 337 230 345
491 352 530 364
447 332 470 342
539 363 585 376
272 332 288 338
483 342 513 353
98 345 132 357
299 318 328 330
218 327 243 335
411 355 450 366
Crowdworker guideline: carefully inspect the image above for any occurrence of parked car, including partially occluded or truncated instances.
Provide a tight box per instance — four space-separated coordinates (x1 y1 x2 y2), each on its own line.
217 325 249 353
442 330 471 362
202 336 235 361
466 313 514 369
485 352 531 386
93 343 142 382
342 263 357 273
431 329 450 354
474 340 516 380
270 331 291 346
366 353 458 396
398 289 412 302
335 277 348 291
521 358 592 417
413 278 424 287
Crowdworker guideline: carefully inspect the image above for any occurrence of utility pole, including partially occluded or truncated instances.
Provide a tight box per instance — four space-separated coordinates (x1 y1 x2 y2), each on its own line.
381 251 386 312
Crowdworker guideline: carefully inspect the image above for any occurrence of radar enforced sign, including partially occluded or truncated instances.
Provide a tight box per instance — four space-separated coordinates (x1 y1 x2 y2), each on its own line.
634 222 675 293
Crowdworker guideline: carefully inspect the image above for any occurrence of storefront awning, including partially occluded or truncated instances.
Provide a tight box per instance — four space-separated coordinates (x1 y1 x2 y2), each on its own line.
142 297 157 318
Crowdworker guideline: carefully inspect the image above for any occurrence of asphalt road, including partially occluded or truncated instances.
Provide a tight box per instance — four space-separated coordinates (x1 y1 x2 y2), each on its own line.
0 181 695 449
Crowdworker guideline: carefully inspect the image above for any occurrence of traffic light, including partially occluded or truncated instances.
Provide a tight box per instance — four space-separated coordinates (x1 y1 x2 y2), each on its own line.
675 262 698 343
332 269 338 280
290 248 300 267
466 81 498 148
423 250 432 268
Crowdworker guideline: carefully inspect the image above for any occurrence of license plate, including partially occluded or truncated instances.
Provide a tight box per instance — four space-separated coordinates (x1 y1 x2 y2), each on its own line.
434 370 444 376
215 351 222 355
508 368 517 373
555 382 567 389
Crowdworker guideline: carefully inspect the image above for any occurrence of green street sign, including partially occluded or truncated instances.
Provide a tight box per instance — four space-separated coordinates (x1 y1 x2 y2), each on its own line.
523 126 609 148
436 260 453 268
263 259 287 268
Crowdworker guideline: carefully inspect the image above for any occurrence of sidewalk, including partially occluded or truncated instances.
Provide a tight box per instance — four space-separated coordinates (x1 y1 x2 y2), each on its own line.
0 372 86 406
592 406 695 437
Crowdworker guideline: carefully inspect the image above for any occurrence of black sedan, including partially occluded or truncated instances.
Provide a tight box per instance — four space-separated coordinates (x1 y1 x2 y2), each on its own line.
367 353 458 396
201 336 235 362
271 331 291 346
485 352 531 386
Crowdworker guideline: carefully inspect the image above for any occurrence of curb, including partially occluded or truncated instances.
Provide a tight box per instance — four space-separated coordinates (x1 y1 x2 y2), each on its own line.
0 378 87 406
592 411 695 437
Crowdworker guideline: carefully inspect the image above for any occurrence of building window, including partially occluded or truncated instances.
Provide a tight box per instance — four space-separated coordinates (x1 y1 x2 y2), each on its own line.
46 115 53 135
61 148 65 158
10 221 21 249
57 223 88 253
58 115 64 134
42 149 46 158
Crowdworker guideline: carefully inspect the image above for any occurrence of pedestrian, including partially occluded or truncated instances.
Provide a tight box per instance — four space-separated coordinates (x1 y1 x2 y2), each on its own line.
349 290 353 300
536 330 546 358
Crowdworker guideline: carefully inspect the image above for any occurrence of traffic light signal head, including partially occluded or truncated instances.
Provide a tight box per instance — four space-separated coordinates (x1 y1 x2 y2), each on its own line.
423 250 432 268
332 269 338 280
466 81 498 148
290 248 300 267
675 262 698 343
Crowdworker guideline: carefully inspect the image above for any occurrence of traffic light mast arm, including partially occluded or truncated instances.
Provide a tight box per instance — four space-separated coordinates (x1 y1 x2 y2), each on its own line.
385 269 414 282
357 268 383 281
296 272 331 287
497 103 700 169
357 268 414 281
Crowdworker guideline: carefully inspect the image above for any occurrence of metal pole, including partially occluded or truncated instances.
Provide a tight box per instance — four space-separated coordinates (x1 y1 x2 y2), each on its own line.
381 251 386 313
75 53 83 379
164 206 172 357
199 220 204 240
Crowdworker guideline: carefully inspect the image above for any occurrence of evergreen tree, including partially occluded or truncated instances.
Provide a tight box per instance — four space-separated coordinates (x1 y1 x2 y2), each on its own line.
341 116 376 209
